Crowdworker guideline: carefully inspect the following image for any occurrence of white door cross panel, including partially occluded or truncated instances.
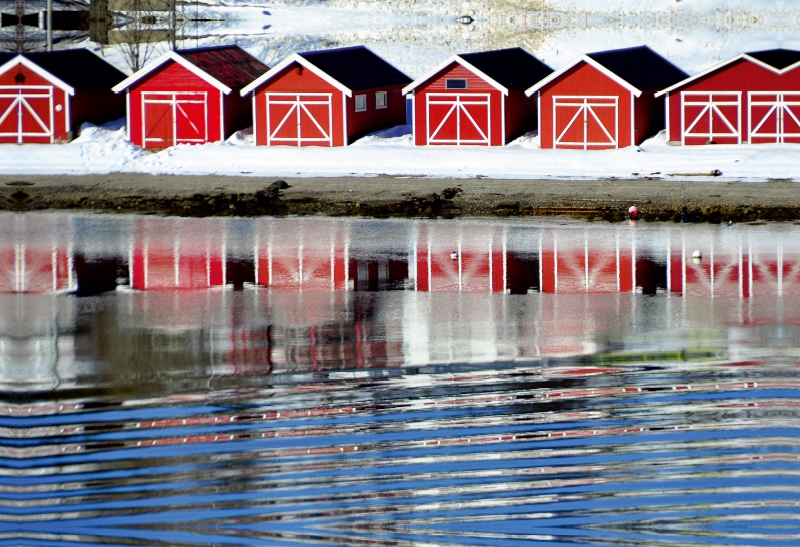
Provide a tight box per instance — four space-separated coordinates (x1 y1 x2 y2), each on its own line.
0 86 54 143
426 93 491 145
749 92 800 143
681 91 741 144
553 96 618 149
266 93 333 146
142 91 209 148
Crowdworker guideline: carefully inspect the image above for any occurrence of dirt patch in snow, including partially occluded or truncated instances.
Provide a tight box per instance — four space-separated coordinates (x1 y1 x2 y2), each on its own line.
1 173 799 223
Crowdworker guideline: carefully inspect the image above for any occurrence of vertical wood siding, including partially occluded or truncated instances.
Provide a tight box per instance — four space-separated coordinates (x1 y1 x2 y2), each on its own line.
128 61 223 148
667 59 800 145
539 62 633 149
412 63 504 146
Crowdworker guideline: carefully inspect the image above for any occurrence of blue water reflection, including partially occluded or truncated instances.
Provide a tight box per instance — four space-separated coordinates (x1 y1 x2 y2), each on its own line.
0 213 799 546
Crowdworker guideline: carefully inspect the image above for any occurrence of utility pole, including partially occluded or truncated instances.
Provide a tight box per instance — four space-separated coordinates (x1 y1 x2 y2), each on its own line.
46 0 52 51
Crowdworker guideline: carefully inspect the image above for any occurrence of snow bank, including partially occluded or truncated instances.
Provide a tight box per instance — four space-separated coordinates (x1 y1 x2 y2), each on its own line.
2 121 800 182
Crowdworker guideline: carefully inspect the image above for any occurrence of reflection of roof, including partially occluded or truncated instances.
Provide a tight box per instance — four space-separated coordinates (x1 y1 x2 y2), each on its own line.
458 48 553 90
176 45 269 89
585 46 688 91
298 46 412 90
746 49 800 70
0 49 126 89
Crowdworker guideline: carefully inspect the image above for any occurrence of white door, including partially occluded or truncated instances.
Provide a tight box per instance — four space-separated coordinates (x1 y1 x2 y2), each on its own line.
749 92 800 144
266 93 333 146
0 86 54 143
681 91 741 145
553 96 618 149
426 93 491 145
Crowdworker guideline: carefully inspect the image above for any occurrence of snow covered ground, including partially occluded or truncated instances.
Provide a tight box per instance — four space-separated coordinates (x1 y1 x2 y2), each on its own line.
5 1 800 181
2 119 798 182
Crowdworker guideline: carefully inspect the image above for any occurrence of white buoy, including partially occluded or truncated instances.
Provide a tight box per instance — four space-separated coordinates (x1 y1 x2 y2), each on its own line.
692 250 702 264
450 251 459 261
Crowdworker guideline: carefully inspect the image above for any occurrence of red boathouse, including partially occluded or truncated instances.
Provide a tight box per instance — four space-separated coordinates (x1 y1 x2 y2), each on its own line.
0 49 126 143
656 49 800 145
113 45 268 149
526 46 687 149
240 46 411 147
402 48 553 146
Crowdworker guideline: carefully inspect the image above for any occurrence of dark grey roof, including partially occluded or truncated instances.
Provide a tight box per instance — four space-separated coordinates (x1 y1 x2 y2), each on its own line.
176 45 269 89
457 48 553 90
586 45 688 91
0 49 126 90
298 46 411 90
746 49 800 70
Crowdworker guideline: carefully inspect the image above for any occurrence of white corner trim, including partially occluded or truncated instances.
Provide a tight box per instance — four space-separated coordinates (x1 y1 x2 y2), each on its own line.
0 55 75 96
402 55 509 96
112 51 232 95
240 53 351 97
526 54 642 98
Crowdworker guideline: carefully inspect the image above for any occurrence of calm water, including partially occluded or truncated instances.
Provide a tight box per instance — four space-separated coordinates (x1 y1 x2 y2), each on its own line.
2 212 800 546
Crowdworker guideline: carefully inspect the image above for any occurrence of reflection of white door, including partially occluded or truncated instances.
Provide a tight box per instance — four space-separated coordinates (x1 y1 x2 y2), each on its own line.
142 91 208 148
266 93 333 146
749 92 800 143
553 96 617 149
426 93 490 145
0 86 54 143
681 91 741 145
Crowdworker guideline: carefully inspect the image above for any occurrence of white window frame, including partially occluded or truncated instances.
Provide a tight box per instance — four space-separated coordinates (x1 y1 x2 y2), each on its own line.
141 91 209 148
426 92 491 146
375 90 387 110
748 91 800 143
553 95 618 149
446 79 468 90
680 91 741 145
355 94 367 112
0 85 54 143
265 92 333 147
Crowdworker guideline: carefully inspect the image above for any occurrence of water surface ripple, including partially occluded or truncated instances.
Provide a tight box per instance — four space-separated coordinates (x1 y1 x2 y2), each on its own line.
1 214 799 546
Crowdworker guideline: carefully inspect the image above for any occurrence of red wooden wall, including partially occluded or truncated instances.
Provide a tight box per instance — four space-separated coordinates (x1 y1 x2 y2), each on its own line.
251 63 346 147
127 61 224 148
665 58 800 145
345 84 406 144
411 63 505 146
0 63 70 143
537 62 634 149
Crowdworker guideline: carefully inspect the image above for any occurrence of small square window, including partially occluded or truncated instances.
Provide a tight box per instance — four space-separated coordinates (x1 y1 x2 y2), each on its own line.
375 91 387 109
446 79 468 90
355 94 367 112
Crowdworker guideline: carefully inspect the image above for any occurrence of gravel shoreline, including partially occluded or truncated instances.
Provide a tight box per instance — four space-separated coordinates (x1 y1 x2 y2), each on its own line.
2 173 799 222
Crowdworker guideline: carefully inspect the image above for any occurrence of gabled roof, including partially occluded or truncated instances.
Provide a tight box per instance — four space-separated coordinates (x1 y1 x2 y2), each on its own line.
746 49 800 70
177 46 269 89
241 46 410 97
655 48 800 97
458 48 553 90
0 49 126 93
0 55 75 95
113 45 268 95
526 45 687 97
403 48 552 97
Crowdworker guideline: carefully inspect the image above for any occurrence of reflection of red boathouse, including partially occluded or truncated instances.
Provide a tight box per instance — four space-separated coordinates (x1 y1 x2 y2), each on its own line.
0 215 74 294
130 217 226 290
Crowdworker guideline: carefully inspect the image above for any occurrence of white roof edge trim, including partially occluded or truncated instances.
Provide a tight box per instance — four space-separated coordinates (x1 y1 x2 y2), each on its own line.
654 53 800 97
525 54 642 98
0 55 76 96
111 51 232 95
240 53 352 97
401 55 508 96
